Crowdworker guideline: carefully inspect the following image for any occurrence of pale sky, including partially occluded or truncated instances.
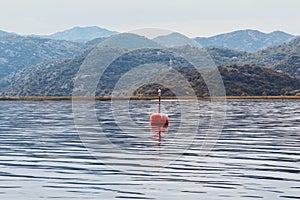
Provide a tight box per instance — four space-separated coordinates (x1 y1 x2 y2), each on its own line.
1 0 299 37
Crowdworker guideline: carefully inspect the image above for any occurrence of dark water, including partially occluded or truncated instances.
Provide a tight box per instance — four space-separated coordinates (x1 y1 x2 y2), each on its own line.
0 100 299 200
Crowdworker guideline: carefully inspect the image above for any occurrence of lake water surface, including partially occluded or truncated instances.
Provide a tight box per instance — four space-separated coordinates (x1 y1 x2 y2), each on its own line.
0 100 299 199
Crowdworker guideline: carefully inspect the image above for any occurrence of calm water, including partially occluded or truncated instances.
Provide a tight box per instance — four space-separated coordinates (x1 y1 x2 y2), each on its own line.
0 100 299 200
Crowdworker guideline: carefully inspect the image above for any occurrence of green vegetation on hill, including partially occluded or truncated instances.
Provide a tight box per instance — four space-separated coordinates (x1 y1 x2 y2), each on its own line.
134 65 300 97
218 65 300 96
166 37 300 75
273 55 300 78
0 50 89 96
0 35 85 79
236 37 300 67
1 45 299 97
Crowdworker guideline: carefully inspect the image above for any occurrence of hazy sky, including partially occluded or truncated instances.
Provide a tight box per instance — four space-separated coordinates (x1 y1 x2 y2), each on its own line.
1 0 299 37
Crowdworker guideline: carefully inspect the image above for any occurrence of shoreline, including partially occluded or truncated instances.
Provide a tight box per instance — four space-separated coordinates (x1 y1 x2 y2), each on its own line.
1 96 300 101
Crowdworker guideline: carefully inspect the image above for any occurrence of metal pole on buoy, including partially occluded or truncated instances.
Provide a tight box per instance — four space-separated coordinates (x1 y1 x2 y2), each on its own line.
158 89 161 113
150 89 169 128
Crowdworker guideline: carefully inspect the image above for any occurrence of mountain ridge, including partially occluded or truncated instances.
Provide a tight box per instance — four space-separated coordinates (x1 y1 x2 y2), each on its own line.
194 29 295 52
0 30 17 37
43 26 118 42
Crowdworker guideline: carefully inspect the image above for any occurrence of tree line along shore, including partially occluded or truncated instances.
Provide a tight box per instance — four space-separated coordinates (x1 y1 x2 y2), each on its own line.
1 96 300 101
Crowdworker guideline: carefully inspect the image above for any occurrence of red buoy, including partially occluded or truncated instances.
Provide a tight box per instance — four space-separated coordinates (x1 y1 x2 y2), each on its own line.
150 113 168 127
150 89 169 128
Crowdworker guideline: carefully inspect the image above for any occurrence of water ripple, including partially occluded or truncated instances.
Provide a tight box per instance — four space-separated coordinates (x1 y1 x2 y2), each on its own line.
0 100 299 199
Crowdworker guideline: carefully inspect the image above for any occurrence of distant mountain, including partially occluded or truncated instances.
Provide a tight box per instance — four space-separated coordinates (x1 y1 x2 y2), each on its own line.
99 33 162 50
0 35 85 79
0 30 8 36
192 36 300 72
0 30 17 37
194 30 295 52
84 37 107 48
153 32 199 47
45 26 118 42
236 37 300 67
